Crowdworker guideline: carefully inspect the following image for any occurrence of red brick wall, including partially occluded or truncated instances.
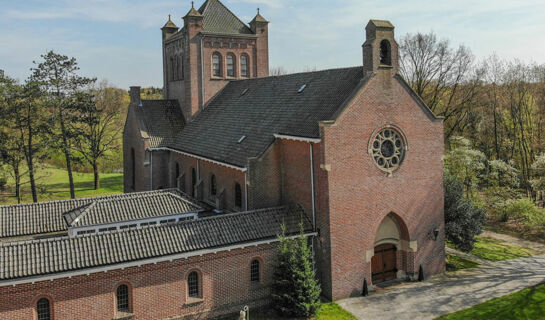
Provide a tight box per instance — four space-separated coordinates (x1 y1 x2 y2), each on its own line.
0 244 276 320
123 105 150 193
248 142 282 210
321 69 445 299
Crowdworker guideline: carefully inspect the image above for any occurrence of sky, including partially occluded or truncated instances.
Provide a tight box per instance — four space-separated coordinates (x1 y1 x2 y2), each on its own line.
1 0 545 89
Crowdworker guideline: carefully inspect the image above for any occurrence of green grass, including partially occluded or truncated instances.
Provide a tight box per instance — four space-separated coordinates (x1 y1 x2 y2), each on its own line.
217 303 356 320
447 237 539 262
446 254 479 271
0 165 123 204
471 236 540 261
437 283 545 320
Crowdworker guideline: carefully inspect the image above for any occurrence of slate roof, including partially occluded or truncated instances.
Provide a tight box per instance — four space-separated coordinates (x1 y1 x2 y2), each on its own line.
168 67 368 167
62 192 201 228
0 206 311 281
0 189 192 238
134 100 185 148
198 0 253 35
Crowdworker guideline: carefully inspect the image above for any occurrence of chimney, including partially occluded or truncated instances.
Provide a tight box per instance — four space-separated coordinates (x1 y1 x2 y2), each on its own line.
130 86 141 106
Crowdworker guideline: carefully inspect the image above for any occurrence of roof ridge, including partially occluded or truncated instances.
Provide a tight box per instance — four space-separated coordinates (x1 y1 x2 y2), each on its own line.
0 189 179 210
0 205 289 247
230 65 363 83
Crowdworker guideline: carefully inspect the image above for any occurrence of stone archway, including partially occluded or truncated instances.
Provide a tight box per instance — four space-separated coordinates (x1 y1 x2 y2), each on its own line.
369 213 415 284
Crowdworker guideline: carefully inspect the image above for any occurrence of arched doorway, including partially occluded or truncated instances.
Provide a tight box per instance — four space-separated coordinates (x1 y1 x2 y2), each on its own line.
371 214 404 284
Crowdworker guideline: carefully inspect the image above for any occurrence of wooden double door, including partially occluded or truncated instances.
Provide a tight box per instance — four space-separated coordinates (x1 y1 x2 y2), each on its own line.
371 243 397 284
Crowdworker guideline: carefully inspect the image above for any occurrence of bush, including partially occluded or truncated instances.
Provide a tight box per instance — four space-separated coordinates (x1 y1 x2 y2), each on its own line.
0 175 6 191
445 172 486 252
493 198 545 231
271 223 321 317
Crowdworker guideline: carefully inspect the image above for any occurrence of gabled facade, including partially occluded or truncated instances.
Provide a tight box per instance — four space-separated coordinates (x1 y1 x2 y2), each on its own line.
0 2 446 320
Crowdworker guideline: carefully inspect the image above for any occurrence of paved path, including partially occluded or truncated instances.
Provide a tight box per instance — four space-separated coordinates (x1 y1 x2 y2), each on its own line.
338 239 545 319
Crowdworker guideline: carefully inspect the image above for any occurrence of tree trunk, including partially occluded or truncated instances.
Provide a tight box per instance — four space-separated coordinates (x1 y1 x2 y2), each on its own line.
93 160 100 190
14 164 20 204
59 111 76 199
27 155 37 203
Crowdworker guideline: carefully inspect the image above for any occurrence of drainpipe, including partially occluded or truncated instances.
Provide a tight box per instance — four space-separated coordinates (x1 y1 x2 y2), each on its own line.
200 36 205 109
150 150 153 191
309 142 316 231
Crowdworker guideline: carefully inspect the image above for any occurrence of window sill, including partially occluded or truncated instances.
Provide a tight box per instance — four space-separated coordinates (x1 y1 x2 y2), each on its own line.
378 64 393 69
113 311 134 320
210 76 225 80
185 297 204 306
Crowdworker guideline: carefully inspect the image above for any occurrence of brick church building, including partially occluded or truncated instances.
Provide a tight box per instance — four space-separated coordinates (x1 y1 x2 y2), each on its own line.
0 0 445 319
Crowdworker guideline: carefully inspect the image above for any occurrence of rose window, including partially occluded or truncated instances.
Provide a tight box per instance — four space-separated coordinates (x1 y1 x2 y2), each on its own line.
371 128 405 172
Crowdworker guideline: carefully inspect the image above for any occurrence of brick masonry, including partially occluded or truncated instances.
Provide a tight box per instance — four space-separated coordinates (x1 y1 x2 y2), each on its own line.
0 244 276 320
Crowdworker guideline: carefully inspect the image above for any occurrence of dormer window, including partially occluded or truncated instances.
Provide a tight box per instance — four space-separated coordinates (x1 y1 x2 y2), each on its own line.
380 40 392 66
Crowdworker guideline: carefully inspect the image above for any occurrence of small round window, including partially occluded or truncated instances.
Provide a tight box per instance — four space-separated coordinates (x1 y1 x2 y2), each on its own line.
371 128 405 172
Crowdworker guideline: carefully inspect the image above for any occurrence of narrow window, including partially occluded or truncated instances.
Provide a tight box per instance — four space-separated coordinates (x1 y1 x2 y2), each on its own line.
240 55 249 77
380 40 392 66
174 162 180 188
188 271 200 298
226 54 235 77
235 183 242 208
130 148 135 190
250 259 260 283
116 284 130 312
36 298 51 320
210 175 217 196
191 168 196 197
212 53 222 77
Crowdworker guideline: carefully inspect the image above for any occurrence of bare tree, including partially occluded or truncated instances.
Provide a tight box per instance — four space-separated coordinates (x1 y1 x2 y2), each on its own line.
270 66 288 76
399 32 483 140
74 82 124 189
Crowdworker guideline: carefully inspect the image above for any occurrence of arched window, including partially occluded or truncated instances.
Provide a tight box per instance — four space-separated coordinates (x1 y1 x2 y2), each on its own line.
116 284 130 312
188 271 200 298
240 55 249 77
212 53 222 77
250 259 260 283
191 168 197 197
235 183 242 208
130 148 135 190
380 40 392 66
226 54 235 77
210 175 217 196
37 298 51 320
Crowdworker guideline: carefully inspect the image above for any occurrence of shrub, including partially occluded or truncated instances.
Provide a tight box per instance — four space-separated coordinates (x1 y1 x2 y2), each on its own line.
0 175 6 191
494 198 545 231
271 223 321 317
444 172 486 252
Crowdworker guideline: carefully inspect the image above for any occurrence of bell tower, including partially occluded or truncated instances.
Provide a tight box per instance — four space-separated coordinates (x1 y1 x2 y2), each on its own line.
362 20 399 75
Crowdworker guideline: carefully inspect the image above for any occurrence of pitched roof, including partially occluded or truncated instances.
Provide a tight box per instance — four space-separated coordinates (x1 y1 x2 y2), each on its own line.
168 67 367 167
0 206 311 281
198 0 253 35
369 20 394 28
162 17 179 29
0 189 192 238
134 100 185 148
62 192 201 228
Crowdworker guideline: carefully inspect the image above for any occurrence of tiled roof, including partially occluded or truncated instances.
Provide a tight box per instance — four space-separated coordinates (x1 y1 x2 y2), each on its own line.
135 100 185 148
198 0 253 35
168 67 368 167
63 192 201 228
0 206 311 281
0 189 192 238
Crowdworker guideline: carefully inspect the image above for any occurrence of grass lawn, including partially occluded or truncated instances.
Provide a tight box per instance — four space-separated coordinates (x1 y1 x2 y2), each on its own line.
447 236 539 262
446 254 479 271
471 236 540 261
218 303 356 320
437 283 545 320
0 165 123 204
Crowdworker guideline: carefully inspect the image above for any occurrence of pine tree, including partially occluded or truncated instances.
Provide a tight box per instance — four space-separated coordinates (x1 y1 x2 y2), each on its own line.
271 222 321 317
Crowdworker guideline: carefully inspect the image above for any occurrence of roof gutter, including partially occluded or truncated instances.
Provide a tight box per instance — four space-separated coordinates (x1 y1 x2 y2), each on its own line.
273 134 321 143
148 147 247 172
0 232 317 287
